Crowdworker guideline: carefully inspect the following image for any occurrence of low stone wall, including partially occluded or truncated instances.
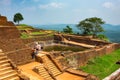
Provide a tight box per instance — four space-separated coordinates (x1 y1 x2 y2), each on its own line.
56 43 120 70
22 36 54 44
6 48 33 65
54 34 110 46
0 38 26 52
0 16 7 23
0 27 20 39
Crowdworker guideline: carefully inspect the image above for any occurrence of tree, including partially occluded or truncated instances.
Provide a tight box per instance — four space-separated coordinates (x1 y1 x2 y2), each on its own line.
63 25 73 34
77 17 105 36
13 13 24 25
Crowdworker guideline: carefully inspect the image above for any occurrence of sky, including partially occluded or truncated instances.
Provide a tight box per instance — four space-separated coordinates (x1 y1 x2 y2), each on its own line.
0 0 120 25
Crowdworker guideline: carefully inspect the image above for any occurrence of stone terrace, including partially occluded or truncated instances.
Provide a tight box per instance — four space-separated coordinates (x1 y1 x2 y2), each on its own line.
0 16 33 65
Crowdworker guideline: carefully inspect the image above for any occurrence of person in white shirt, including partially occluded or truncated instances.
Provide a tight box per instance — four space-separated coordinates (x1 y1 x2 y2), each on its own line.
32 42 41 59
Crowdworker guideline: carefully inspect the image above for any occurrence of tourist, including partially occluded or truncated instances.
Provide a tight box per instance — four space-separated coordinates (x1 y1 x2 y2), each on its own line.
32 42 41 59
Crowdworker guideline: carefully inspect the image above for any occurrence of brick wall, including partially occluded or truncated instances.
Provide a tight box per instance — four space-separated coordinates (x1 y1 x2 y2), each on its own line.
0 27 20 39
0 16 33 65
54 34 110 46
0 38 26 52
22 36 54 44
56 43 120 70
6 48 33 65
0 16 7 23
0 16 14 26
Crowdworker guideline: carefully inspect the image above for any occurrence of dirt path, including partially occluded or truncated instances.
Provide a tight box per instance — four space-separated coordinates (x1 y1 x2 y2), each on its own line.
63 40 95 48
18 61 44 80
56 72 85 80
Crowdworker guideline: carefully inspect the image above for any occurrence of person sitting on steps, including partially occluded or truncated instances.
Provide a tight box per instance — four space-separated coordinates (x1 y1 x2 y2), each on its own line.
32 42 41 59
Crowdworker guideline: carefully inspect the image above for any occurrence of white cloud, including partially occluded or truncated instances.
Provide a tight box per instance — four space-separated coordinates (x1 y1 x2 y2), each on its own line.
102 2 114 9
0 0 11 6
39 2 63 9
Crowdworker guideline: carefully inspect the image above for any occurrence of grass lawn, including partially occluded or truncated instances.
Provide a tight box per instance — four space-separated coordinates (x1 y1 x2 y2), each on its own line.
80 49 120 79
30 32 46 35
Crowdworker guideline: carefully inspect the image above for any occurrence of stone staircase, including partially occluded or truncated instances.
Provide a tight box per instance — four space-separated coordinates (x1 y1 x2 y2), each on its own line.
0 51 20 80
34 64 54 80
41 55 61 77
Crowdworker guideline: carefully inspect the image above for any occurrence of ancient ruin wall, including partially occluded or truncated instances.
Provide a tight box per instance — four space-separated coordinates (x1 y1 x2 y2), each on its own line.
0 16 33 65
56 43 120 70
54 34 110 46
0 16 14 26
0 27 20 39
22 36 54 44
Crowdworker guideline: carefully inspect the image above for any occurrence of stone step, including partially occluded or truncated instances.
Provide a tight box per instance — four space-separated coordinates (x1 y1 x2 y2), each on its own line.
37 65 54 80
0 71 17 80
47 64 57 68
9 76 20 80
48 68 60 73
0 70 16 76
40 73 51 78
40 73 53 80
0 56 7 60
0 66 12 72
0 52 5 56
51 71 61 76
44 76 54 80
0 59 9 65
0 63 10 67
41 55 61 76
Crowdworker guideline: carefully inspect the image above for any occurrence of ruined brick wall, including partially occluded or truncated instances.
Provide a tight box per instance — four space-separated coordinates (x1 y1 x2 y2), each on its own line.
0 16 14 26
22 36 54 44
57 43 120 70
0 16 7 23
54 34 110 46
0 16 33 65
0 38 26 52
0 27 20 39
7 48 32 65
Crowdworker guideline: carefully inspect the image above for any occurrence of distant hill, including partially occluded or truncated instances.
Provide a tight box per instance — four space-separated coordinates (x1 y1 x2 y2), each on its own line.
32 24 120 43
103 24 120 31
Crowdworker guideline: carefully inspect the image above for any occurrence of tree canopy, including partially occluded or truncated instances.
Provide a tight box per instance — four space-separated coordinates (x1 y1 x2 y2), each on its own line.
77 17 105 36
13 13 24 25
63 25 73 34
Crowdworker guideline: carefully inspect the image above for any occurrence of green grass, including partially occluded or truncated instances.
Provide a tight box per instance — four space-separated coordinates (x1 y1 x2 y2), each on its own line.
16 24 34 30
80 49 120 79
30 32 46 35
20 33 30 39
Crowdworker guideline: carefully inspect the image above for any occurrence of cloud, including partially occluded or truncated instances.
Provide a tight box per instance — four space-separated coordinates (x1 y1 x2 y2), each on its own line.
39 2 63 9
0 0 11 6
102 2 114 9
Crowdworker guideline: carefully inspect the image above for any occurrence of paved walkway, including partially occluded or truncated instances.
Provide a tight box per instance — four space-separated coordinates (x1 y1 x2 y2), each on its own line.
63 39 95 48
56 72 85 80
18 61 44 80
103 68 120 80
57 34 95 48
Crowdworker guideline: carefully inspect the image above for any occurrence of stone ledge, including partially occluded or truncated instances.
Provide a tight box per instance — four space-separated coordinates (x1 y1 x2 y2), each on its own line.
66 68 89 77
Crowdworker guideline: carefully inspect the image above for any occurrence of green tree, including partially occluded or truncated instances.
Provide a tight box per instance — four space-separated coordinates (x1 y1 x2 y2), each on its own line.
63 25 73 34
13 13 24 25
77 17 105 37
97 34 109 42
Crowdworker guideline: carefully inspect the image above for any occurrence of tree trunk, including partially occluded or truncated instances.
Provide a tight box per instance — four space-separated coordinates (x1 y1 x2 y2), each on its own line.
18 21 19 25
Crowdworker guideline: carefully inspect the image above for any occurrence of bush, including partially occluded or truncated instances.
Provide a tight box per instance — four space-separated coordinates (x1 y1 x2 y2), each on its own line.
97 34 109 42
